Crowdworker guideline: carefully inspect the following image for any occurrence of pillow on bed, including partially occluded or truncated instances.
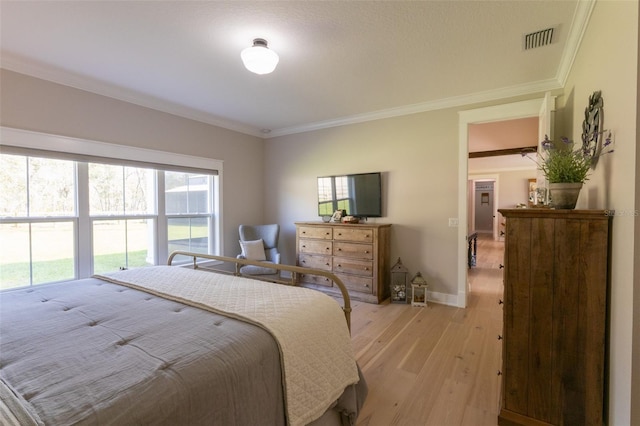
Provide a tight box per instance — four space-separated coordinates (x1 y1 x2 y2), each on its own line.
240 239 267 261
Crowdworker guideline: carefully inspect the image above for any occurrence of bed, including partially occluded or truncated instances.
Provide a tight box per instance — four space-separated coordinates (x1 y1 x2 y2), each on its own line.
0 252 367 426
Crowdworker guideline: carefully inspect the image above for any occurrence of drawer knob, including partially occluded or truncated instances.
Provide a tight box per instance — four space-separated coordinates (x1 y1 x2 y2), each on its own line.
302 245 306 248
498 299 503 305
338 248 342 251
325 262 330 266
364 267 369 271
364 250 369 254
364 284 370 288
325 232 330 235
499 264 504 269
302 231 306 234
497 371 502 376
498 335 503 340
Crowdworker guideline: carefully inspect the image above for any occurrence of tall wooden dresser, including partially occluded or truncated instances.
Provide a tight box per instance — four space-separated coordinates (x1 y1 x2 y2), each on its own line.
295 222 391 304
497 209 612 426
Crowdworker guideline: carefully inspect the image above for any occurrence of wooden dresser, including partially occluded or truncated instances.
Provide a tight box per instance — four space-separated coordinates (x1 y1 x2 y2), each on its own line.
295 222 391 304
497 209 612 426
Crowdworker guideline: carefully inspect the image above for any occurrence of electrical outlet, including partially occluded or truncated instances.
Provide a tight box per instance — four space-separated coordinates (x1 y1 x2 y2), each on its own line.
448 218 459 227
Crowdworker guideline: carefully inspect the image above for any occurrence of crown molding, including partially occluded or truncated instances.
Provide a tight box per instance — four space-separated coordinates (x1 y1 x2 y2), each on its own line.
0 54 264 138
266 78 563 138
556 0 596 87
0 53 564 140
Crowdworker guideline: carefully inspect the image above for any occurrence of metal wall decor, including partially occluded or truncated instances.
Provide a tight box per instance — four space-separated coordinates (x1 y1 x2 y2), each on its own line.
581 90 604 167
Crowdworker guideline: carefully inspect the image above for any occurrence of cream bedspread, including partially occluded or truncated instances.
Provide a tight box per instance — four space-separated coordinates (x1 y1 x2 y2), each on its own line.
97 266 359 426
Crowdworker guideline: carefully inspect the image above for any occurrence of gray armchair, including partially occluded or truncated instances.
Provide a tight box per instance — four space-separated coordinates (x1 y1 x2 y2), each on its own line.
237 224 281 276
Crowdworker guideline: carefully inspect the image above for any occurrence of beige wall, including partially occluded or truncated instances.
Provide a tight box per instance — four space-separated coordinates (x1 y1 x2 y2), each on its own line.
265 110 461 301
264 100 551 303
0 69 265 257
554 1 639 424
495 170 536 210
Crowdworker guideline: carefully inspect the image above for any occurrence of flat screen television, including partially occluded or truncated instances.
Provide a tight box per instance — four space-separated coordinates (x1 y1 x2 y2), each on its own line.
317 172 382 218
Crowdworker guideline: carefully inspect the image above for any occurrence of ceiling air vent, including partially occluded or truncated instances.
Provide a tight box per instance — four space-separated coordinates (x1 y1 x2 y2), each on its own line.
524 27 554 50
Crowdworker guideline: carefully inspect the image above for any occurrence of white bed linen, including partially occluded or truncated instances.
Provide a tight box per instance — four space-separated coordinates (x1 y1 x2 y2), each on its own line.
97 266 359 426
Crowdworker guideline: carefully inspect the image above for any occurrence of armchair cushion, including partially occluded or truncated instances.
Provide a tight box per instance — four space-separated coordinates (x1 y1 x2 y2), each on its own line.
239 264 278 276
239 239 267 261
238 224 281 276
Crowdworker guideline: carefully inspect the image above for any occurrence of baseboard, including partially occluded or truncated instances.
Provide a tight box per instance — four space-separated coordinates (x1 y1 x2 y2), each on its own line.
427 290 459 307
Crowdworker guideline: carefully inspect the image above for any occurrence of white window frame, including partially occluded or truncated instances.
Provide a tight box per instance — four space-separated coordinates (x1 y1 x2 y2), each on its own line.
0 126 224 280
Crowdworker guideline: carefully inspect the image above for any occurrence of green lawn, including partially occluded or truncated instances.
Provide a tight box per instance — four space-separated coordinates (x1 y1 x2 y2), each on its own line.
0 250 150 290
0 222 209 290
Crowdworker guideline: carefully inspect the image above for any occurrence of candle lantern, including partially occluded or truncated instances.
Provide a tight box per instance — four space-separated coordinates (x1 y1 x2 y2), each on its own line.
390 257 409 303
410 272 428 307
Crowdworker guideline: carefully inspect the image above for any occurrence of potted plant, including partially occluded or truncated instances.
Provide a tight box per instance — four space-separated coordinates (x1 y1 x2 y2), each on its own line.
531 134 613 209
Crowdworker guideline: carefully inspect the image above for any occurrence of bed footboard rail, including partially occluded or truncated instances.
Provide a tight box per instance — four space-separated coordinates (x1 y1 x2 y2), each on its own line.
167 250 352 331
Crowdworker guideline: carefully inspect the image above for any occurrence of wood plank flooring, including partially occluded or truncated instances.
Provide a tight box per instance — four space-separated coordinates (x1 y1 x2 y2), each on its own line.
353 234 505 426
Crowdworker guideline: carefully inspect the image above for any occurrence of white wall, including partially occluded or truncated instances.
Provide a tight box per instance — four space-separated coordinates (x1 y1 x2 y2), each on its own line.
0 69 265 258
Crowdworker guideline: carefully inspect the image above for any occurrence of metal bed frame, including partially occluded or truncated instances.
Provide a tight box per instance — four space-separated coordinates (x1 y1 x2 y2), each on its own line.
167 250 352 331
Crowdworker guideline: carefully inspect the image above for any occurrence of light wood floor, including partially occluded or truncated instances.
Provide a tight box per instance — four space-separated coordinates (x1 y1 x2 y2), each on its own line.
352 234 505 426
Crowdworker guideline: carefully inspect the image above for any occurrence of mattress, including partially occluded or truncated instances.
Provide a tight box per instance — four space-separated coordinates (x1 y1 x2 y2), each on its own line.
0 268 366 425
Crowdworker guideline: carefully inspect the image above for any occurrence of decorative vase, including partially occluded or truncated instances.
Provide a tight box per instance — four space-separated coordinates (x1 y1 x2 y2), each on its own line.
548 182 583 209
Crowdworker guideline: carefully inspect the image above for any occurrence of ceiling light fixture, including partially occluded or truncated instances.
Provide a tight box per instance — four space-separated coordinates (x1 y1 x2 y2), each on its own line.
241 38 279 75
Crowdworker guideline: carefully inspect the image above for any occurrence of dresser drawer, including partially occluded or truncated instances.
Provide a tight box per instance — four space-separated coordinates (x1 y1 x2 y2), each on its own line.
335 273 373 294
298 226 333 240
298 253 332 270
333 227 373 243
299 239 332 255
295 222 390 304
299 272 333 287
334 242 374 260
333 257 373 277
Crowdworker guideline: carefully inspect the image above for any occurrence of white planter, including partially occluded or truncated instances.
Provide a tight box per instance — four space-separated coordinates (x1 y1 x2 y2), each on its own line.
549 182 583 209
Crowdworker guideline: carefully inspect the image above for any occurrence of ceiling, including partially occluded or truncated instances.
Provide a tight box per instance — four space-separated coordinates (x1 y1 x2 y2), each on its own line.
0 1 588 138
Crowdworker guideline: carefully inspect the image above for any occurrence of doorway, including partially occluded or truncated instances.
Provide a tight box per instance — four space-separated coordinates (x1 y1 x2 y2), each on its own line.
456 96 552 308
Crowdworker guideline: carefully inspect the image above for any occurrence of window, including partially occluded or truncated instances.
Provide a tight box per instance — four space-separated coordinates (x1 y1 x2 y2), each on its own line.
0 152 220 290
89 163 157 274
0 155 77 288
166 172 214 263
